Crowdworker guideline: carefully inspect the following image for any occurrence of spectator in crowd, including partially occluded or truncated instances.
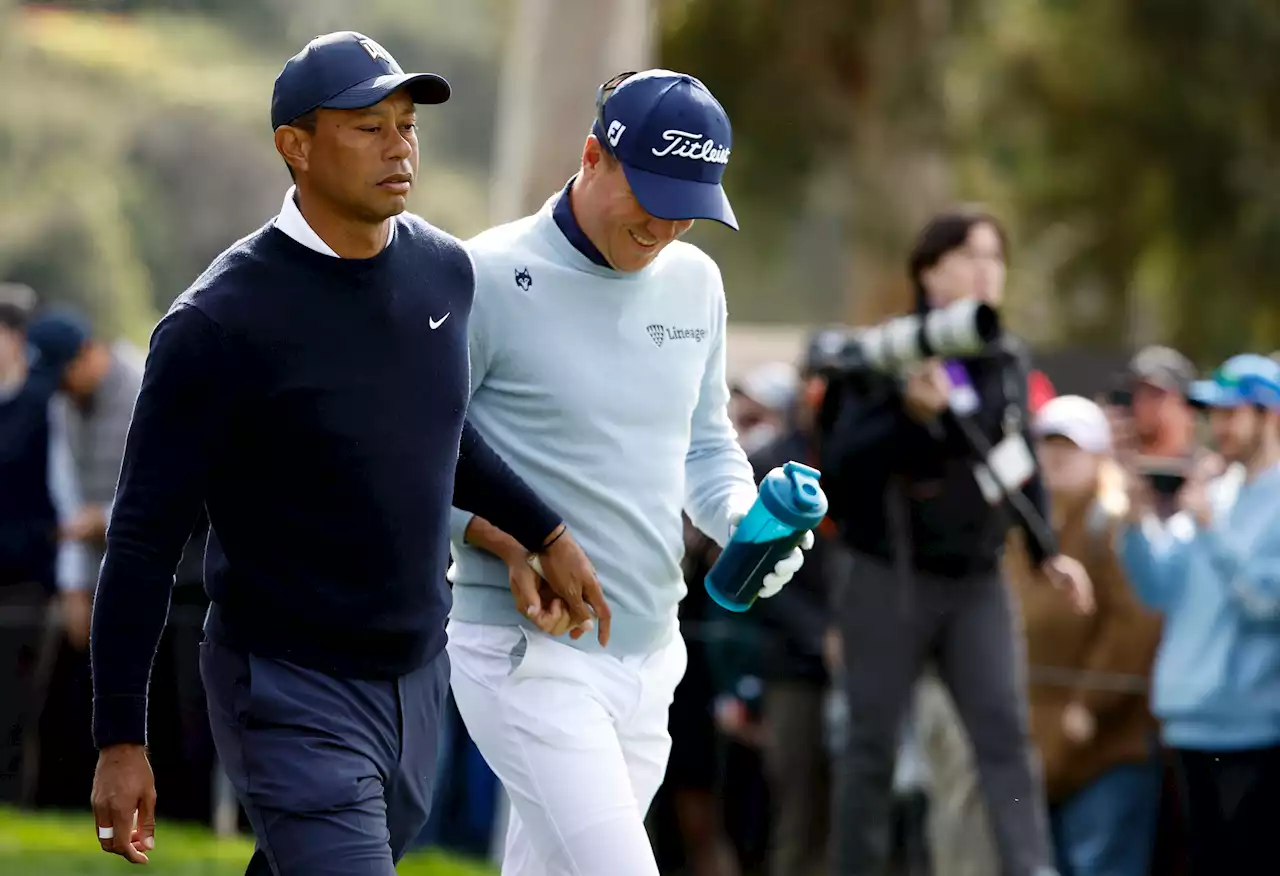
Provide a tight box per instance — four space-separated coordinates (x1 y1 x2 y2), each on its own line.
661 513 743 876
820 207 1091 876
1119 353 1280 875
27 308 143 650
1011 395 1164 876
0 284 89 807
666 361 803 876
1102 345 1198 876
735 350 836 876
1110 346 1197 468
22 308 142 810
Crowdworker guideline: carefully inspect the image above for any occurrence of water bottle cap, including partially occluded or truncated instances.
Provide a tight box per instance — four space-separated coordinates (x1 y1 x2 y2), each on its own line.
759 461 829 530
783 461 824 513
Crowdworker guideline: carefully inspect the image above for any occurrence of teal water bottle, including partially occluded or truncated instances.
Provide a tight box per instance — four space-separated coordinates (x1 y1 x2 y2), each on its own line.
704 461 828 613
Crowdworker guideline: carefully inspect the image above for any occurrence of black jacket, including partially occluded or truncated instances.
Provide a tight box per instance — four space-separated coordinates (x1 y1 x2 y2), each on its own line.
819 337 1055 578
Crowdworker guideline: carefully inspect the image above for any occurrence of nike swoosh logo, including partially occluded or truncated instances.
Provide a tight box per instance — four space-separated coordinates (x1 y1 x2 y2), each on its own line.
429 313 450 330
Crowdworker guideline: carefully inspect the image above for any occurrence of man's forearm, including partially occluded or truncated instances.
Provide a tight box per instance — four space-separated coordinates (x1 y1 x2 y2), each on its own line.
463 515 547 565
454 420 562 551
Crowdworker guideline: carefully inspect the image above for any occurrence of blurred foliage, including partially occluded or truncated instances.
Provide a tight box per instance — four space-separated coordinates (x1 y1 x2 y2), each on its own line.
2 0 1278 362
662 0 1280 363
0 0 503 345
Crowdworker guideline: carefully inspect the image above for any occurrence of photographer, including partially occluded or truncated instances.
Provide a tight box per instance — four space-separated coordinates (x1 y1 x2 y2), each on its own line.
821 208 1092 876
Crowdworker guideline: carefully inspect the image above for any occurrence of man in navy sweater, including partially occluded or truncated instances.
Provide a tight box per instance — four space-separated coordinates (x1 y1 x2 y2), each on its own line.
88 32 603 875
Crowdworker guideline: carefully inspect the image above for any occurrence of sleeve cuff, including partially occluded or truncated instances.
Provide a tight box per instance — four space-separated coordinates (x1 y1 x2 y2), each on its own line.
92 695 149 749
450 507 476 546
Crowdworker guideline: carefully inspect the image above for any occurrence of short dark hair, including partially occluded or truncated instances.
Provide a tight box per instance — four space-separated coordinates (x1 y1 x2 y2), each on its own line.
908 206 1008 307
283 110 319 182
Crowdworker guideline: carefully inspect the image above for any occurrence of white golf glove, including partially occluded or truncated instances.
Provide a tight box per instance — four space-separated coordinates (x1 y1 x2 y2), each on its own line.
727 512 816 599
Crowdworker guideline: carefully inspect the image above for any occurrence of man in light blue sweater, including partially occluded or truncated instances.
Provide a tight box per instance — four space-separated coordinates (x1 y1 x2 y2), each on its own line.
1118 353 1280 876
446 70 813 876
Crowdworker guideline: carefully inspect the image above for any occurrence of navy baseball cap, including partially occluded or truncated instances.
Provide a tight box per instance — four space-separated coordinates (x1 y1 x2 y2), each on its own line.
592 69 738 230
27 306 91 374
271 31 450 130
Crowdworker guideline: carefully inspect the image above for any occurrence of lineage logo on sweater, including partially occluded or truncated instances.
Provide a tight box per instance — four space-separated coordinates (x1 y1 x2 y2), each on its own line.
646 324 708 347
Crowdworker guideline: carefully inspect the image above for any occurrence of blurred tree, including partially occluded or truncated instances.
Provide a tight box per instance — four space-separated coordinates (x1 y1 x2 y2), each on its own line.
661 0 1280 361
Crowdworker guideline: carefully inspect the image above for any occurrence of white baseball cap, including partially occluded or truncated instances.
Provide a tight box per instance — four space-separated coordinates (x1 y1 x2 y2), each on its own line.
1033 394 1112 455
733 362 799 413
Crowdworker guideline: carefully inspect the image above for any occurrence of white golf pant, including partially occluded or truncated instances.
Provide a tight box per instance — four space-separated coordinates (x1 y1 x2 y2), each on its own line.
446 619 687 876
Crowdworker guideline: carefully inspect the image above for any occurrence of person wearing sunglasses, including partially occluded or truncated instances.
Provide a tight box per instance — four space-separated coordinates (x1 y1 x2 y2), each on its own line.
1118 353 1280 875
445 70 812 875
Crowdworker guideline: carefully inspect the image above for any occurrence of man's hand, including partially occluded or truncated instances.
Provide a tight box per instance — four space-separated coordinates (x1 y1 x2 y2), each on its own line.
1041 554 1095 614
1061 701 1096 744
902 359 951 423
91 744 156 864
1178 452 1224 529
530 526 612 646
62 503 108 545
726 511 815 599
61 588 92 651
507 555 583 639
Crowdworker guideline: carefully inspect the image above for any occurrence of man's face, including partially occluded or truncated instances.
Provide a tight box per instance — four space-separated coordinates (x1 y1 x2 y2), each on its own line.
923 222 1007 308
729 392 784 454
1209 405 1265 463
1130 379 1188 446
1036 435 1100 498
61 345 96 398
576 142 694 272
284 90 419 223
0 325 24 375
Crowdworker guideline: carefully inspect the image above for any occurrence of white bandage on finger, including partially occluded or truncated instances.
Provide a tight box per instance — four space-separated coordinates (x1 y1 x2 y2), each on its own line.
801 530 816 550
97 826 115 840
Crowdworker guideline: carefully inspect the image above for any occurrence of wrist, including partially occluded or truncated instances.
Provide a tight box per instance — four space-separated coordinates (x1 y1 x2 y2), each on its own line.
537 522 567 552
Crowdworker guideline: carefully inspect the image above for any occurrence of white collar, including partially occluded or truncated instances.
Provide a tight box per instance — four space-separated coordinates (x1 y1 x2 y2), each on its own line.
271 187 400 258
274 186 340 257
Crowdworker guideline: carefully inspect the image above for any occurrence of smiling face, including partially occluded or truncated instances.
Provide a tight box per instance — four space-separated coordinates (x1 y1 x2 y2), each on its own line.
275 88 419 224
571 137 695 273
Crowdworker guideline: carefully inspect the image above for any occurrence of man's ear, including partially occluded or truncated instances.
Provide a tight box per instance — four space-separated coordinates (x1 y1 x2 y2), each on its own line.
580 135 606 177
274 125 311 177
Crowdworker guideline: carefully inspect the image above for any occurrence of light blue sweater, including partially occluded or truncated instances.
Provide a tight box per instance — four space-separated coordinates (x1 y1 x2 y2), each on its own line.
1119 463 1280 750
448 197 758 655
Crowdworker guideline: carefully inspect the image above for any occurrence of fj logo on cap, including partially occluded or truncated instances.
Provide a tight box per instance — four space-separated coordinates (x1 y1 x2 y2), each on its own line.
607 120 627 148
652 129 730 164
359 38 390 62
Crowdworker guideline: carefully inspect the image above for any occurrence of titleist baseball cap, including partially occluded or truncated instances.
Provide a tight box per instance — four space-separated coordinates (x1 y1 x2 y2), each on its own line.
271 31 450 130
592 69 738 230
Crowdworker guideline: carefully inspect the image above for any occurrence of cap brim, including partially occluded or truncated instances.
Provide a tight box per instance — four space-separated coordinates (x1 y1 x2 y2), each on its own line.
1188 380 1243 409
321 72 451 111
619 163 738 230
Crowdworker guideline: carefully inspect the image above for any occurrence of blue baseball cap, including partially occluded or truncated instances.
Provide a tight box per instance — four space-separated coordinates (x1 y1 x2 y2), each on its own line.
592 69 738 230
271 32 450 130
1189 353 1280 410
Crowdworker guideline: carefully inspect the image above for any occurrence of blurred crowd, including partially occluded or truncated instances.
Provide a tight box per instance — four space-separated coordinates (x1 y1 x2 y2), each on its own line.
3 271 1280 876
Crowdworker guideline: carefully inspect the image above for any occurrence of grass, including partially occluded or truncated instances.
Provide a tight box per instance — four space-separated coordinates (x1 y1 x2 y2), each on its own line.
0 807 495 875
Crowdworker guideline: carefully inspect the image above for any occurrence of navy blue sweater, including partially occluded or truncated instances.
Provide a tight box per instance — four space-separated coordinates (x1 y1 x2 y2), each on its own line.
92 216 562 748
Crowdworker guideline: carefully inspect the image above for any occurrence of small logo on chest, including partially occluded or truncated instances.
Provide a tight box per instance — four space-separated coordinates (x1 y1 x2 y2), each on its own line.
514 267 532 291
645 324 708 348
